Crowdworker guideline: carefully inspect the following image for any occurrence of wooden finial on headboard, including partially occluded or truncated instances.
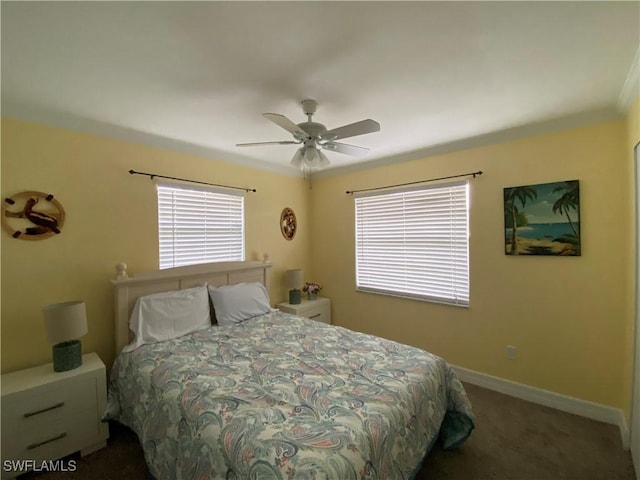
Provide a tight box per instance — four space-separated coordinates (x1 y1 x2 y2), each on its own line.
115 262 128 280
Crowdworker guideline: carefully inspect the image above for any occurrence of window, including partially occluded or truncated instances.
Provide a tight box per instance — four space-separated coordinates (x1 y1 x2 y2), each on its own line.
157 183 244 269
354 181 469 306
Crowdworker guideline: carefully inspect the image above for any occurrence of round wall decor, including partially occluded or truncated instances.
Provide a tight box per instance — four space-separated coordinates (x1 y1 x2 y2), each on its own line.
1 191 65 240
280 207 297 240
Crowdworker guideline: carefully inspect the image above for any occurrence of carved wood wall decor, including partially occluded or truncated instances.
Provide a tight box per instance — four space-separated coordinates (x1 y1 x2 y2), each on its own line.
280 207 297 240
2 191 66 240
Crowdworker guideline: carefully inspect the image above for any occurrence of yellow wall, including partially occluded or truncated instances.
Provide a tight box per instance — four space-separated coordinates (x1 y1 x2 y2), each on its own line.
310 120 632 412
1 113 636 417
628 94 640 145
1 118 310 373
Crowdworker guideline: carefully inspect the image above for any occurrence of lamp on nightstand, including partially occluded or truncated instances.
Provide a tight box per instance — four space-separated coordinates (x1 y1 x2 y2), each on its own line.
43 301 88 372
286 269 303 305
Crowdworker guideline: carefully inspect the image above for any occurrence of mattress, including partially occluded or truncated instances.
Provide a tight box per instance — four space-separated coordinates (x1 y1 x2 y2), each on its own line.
104 311 474 479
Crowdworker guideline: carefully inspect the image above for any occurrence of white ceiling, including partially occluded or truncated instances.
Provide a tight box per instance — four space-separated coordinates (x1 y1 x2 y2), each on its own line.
2 2 639 177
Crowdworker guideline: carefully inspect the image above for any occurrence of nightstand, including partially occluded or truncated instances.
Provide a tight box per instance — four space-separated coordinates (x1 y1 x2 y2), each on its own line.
277 297 331 324
1 353 109 479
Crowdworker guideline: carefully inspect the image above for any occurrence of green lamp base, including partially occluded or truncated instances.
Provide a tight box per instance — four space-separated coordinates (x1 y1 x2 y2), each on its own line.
52 340 82 372
289 289 301 305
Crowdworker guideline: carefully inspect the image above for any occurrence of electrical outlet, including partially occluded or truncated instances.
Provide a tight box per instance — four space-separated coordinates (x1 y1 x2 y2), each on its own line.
506 345 517 360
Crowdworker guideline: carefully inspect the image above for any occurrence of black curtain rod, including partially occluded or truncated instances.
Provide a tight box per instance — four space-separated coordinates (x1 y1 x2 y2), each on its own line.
346 170 483 195
129 170 256 193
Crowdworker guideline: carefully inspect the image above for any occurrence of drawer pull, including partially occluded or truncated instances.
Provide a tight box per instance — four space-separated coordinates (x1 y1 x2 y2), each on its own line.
309 313 321 319
27 432 67 450
23 402 65 418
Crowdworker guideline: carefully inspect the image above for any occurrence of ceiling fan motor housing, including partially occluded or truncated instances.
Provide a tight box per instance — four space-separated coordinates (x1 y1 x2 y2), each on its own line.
296 121 327 141
301 99 318 115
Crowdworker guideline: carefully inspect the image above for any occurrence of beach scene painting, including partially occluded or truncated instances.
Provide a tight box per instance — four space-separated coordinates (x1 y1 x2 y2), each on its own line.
504 180 580 256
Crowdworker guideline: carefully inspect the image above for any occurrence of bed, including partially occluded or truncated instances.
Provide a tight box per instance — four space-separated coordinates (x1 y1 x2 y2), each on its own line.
104 261 474 479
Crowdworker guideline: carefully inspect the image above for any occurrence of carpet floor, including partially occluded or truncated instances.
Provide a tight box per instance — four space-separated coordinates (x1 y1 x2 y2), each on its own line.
18 383 635 480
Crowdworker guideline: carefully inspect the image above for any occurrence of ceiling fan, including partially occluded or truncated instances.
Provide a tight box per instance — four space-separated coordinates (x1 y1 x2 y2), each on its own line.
236 99 380 170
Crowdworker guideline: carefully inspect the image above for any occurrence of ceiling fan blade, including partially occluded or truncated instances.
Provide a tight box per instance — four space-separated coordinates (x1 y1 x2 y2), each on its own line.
322 142 369 157
236 141 300 147
321 119 380 141
263 113 308 138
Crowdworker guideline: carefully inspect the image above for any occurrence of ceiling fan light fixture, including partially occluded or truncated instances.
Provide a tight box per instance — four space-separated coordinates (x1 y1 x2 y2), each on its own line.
318 151 330 168
239 99 381 172
303 145 319 165
291 148 304 168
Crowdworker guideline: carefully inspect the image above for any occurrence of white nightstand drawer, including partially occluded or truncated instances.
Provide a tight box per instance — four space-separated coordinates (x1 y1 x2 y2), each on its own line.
2 407 101 463
297 303 330 324
2 376 97 431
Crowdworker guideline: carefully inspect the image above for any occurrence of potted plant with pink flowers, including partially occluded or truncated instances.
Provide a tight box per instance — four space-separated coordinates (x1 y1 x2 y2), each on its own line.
303 282 322 300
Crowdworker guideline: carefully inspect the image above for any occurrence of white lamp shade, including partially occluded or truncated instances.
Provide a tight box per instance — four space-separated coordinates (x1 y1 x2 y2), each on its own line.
43 301 88 345
286 269 303 289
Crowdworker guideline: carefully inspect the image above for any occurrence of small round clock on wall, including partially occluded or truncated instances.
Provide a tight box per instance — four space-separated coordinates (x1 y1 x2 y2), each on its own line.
280 207 297 240
1 191 65 240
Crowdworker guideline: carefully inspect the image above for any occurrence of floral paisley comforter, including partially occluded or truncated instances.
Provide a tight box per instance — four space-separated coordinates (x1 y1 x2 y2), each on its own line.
104 311 474 480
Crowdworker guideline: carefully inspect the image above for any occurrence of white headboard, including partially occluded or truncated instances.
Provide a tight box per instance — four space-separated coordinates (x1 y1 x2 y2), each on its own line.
111 261 272 354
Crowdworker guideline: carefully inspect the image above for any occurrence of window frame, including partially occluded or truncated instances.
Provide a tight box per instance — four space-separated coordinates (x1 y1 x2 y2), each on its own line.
354 180 470 307
156 181 245 270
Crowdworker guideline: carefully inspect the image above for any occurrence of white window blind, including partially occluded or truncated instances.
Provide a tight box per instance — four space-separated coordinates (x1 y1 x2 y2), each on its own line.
157 183 245 269
355 181 469 306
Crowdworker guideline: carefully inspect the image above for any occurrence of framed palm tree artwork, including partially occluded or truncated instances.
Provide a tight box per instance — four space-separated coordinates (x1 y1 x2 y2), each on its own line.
504 180 580 256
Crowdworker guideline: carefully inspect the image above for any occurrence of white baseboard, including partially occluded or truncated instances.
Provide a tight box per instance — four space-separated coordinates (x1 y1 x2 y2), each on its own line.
452 365 630 450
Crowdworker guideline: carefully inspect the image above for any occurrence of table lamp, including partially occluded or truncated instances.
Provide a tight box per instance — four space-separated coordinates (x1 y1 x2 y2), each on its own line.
43 301 88 372
286 269 303 304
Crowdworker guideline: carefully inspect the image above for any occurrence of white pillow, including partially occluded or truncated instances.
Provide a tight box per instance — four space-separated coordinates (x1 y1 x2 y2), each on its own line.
123 285 211 352
208 282 273 326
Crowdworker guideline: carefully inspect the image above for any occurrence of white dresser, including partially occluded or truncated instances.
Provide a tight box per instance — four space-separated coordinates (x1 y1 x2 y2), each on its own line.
277 297 331 324
1 353 109 479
